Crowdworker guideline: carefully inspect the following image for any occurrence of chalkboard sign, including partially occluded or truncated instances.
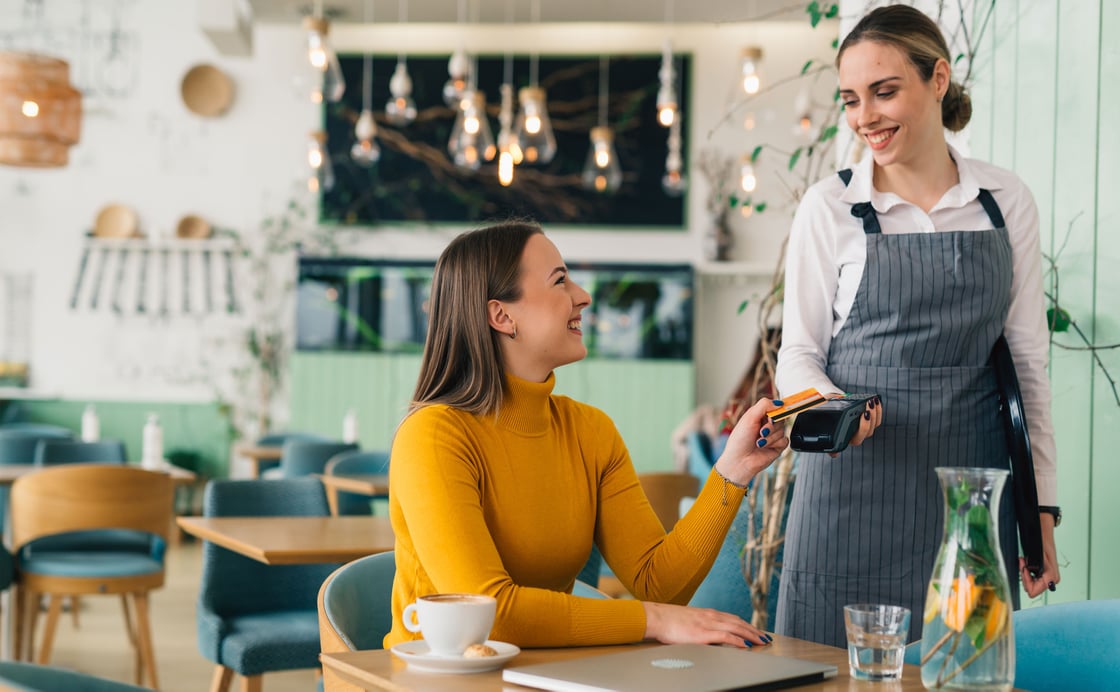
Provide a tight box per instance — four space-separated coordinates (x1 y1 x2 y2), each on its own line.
321 53 690 228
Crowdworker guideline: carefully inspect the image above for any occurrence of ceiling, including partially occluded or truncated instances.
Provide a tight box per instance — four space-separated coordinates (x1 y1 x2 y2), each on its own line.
245 0 808 25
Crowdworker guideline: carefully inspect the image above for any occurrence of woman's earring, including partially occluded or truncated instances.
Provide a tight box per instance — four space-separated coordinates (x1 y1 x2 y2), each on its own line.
509 323 517 340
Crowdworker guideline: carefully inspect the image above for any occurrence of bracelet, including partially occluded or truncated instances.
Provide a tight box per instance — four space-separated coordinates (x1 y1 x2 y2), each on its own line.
714 467 750 506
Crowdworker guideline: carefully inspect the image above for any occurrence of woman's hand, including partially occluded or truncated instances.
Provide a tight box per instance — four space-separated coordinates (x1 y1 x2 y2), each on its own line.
642 601 772 648
846 394 883 448
1020 514 1061 597
714 397 789 486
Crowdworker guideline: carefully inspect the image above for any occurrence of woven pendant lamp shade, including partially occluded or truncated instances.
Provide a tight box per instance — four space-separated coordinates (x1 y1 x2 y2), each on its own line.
0 52 82 167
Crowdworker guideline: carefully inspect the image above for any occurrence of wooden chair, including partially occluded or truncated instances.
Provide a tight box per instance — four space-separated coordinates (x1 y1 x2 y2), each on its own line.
10 464 174 689
637 472 700 532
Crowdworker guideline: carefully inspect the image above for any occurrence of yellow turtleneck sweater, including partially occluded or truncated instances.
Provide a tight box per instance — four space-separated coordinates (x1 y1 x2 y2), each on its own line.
385 373 747 649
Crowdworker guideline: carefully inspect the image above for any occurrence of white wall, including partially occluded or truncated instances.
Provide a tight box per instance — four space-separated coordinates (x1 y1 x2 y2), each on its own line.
0 1 837 417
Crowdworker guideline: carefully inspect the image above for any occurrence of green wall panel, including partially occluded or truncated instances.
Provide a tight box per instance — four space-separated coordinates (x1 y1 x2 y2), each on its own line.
289 353 693 473
970 0 1118 602
8 399 232 479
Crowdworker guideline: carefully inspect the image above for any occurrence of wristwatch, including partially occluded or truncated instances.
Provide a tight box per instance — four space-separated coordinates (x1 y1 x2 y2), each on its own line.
1039 505 1062 527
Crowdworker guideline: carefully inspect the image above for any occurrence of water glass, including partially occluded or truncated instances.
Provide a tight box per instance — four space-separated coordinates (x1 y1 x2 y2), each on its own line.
843 604 911 681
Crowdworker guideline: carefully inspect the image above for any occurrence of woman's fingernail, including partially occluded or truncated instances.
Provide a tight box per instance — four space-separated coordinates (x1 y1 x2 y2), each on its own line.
743 640 753 648
761 428 771 437
762 634 773 643
756 439 767 448
863 410 871 420
1048 581 1056 592
772 399 783 406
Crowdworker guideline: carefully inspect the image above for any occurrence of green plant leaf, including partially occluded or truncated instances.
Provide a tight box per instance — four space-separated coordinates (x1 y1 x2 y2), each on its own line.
788 148 802 170
750 145 764 162
801 59 814 75
833 87 841 103
1047 306 1071 333
737 299 750 314
728 194 740 208
825 3 839 18
831 37 839 49
819 124 839 143
955 52 967 65
807 1 822 27
754 202 768 213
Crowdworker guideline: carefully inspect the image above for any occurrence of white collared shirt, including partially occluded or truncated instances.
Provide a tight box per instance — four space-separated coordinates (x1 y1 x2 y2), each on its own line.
776 147 1057 503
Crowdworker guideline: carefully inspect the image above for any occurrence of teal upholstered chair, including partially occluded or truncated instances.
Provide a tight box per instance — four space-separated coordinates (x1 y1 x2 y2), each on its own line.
253 431 332 476
0 429 74 535
32 439 127 466
278 440 358 479
0 661 148 691
323 449 390 516
198 477 340 692
905 599 1120 691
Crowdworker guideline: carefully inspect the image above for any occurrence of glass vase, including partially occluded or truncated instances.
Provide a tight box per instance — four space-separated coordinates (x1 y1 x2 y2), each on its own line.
920 467 1014 691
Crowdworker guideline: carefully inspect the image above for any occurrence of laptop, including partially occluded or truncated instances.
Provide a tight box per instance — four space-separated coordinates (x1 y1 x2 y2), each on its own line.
501 644 838 692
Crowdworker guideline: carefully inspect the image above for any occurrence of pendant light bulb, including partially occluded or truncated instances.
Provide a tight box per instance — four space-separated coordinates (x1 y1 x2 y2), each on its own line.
386 61 418 125
581 126 622 194
497 83 520 185
513 86 556 164
448 91 495 170
656 40 677 128
661 117 687 196
307 130 334 192
351 110 380 166
303 16 345 102
740 158 757 193
738 46 763 96
443 48 472 107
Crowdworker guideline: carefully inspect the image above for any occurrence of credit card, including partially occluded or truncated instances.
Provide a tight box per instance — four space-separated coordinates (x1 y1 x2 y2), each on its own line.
768 387 827 422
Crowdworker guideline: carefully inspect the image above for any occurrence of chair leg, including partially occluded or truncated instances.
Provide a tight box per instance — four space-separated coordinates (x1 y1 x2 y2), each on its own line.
209 665 234 692
239 675 262 692
69 595 81 629
36 595 64 665
120 593 138 650
133 592 159 691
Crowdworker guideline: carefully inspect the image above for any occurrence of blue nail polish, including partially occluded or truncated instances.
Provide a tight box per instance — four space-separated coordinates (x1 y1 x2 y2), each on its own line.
761 428 771 437
756 439 767 448
763 634 773 643
772 399 784 406
743 640 753 648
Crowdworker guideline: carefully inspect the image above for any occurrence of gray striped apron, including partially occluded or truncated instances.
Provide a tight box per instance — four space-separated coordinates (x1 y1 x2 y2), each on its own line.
774 170 1020 647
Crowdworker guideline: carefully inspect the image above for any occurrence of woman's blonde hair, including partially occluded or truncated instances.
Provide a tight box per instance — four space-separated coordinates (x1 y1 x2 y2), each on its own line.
837 4 972 132
409 221 543 416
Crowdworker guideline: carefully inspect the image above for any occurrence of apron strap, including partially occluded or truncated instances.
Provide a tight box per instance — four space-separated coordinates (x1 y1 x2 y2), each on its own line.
836 169 882 235
977 189 1006 228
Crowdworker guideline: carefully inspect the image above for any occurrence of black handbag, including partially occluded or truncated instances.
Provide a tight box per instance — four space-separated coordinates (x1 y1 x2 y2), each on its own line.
990 334 1044 577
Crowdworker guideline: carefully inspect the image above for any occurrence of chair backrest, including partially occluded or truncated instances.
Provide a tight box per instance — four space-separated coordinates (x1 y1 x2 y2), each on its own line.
0 422 74 438
325 450 391 515
0 428 73 464
279 440 358 478
638 472 700 532
33 439 127 466
0 661 149 691
198 478 339 620
256 431 332 447
10 464 173 555
318 551 396 654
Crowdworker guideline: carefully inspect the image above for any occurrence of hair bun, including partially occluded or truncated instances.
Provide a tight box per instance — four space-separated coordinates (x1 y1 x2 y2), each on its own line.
942 82 972 132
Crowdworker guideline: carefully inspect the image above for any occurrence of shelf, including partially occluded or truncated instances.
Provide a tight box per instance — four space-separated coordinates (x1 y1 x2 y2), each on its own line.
81 235 238 252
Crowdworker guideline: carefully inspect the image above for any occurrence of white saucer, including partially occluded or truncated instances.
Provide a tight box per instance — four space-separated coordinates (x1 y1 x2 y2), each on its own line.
390 640 520 674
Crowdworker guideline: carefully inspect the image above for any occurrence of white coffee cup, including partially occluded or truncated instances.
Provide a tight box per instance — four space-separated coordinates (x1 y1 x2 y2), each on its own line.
402 593 497 658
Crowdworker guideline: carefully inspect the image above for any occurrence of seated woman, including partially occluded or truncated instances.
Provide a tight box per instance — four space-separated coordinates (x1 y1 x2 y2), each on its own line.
386 222 788 649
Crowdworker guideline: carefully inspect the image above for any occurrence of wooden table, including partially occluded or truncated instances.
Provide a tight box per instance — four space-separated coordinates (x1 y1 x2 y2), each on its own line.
234 444 283 478
316 473 390 515
176 516 394 565
320 636 926 691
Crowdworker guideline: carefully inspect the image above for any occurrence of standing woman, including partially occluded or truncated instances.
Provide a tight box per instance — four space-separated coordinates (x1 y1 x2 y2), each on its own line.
386 222 789 649
774 5 1060 648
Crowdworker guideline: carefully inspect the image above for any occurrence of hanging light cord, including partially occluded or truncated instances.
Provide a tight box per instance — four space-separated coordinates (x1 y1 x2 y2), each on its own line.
599 55 609 128
362 0 373 112
503 0 514 86
314 0 324 19
529 0 540 87
397 0 408 65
